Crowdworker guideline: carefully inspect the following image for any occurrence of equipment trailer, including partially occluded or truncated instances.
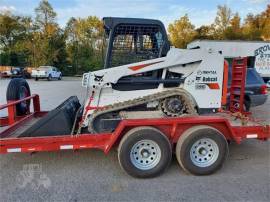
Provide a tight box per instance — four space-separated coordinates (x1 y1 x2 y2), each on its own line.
0 76 269 178
0 15 269 177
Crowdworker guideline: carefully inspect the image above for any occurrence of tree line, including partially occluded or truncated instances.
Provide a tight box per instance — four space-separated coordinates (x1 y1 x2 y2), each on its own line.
168 4 270 48
0 1 269 75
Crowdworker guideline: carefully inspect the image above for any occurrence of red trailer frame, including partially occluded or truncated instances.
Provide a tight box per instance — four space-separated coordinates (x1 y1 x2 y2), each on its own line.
0 94 269 154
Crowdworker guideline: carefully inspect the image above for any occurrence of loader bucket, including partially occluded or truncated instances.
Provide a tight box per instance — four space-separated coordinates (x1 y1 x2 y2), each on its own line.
19 96 81 137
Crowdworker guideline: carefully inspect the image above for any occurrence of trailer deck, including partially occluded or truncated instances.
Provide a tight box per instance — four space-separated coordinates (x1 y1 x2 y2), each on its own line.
0 95 269 154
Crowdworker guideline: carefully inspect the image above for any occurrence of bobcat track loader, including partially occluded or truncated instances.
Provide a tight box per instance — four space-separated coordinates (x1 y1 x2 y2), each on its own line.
81 17 226 133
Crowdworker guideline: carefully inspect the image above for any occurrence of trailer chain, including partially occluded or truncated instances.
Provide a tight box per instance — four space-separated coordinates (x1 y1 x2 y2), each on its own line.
88 88 197 133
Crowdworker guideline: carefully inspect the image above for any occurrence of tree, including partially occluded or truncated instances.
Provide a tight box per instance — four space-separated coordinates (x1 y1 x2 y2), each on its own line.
0 13 26 51
35 0 57 35
260 4 270 41
168 15 197 48
65 16 104 74
242 13 262 40
224 13 243 39
195 25 215 40
0 12 32 65
213 5 232 39
32 0 67 68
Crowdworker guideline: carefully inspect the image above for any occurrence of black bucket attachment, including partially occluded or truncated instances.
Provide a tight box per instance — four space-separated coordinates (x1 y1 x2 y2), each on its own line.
19 96 81 137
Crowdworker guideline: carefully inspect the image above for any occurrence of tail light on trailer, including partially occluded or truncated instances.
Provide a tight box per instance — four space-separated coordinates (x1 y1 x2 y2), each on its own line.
260 85 267 94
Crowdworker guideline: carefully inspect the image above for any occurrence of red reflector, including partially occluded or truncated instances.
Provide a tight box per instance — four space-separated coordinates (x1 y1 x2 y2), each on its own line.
261 85 267 94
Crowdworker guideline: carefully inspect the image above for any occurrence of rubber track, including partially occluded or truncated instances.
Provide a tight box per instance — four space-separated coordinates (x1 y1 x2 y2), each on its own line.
88 88 197 133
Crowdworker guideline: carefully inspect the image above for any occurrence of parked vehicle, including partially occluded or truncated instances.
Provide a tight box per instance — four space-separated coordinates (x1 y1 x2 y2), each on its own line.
266 80 270 88
0 70 12 78
31 66 62 81
228 68 268 111
10 67 31 79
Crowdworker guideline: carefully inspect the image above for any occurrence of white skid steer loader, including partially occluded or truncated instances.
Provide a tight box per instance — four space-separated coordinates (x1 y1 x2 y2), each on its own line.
80 17 225 133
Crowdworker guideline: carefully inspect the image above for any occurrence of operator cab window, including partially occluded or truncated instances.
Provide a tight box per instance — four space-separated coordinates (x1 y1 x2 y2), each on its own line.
109 24 166 91
110 24 166 67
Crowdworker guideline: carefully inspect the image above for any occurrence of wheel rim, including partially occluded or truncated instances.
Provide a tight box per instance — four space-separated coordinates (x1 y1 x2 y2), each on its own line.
130 139 161 170
190 138 219 167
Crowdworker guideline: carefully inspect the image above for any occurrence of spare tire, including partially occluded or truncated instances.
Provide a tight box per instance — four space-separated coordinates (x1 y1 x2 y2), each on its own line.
6 78 31 116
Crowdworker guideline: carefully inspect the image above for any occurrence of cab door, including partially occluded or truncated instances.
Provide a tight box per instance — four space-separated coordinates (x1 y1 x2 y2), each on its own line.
56 68 61 78
51 67 55 78
52 67 58 78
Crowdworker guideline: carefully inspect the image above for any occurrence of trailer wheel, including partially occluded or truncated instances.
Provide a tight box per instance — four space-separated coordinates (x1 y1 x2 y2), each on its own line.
118 127 172 178
6 78 31 116
176 125 228 175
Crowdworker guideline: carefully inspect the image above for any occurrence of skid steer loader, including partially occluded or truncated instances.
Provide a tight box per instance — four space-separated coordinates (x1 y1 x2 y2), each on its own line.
80 17 225 133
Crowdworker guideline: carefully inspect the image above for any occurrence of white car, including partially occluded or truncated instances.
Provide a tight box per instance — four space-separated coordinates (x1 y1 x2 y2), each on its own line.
31 66 62 81
1 70 12 77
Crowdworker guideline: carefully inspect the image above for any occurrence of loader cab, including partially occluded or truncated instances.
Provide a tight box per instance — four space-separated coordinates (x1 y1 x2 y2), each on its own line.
102 17 170 69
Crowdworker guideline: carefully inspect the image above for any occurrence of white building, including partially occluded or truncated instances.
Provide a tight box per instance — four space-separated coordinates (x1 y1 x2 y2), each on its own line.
187 40 270 80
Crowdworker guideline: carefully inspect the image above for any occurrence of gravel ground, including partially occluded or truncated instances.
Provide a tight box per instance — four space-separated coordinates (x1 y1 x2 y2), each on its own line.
0 77 269 202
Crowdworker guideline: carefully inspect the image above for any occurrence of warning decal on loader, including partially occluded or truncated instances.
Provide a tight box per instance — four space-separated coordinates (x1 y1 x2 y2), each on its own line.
195 83 220 90
128 61 164 71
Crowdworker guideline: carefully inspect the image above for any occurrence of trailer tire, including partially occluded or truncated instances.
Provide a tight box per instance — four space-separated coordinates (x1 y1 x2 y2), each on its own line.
118 126 172 178
176 125 228 175
6 78 31 116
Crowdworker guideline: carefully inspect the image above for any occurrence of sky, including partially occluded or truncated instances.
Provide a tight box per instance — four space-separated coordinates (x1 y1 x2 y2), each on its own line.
0 0 269 28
